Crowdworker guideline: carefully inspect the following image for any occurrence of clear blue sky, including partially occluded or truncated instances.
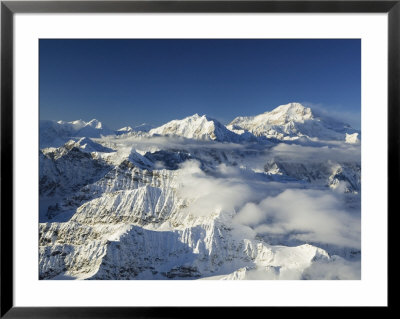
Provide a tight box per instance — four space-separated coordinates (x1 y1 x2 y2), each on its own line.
40 39 361 129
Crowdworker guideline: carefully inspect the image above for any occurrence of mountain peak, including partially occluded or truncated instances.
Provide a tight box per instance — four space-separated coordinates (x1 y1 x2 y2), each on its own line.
262 103 313 124
87 119 103 129
228 102 357 141
149 113 239 142
229 102 314 130
182 113 211 122
273 102 307 111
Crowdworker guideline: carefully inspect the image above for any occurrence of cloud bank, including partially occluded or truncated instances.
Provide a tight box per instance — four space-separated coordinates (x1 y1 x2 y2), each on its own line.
267 143 361 164
176 160 269 217
234 188 360 249
175 160 360 250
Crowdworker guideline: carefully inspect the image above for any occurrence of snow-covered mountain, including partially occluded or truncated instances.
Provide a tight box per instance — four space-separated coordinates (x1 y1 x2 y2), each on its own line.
149 114 245 142
228 102 359 142
40 119 114 148
39 103 361 280
41 103 359 149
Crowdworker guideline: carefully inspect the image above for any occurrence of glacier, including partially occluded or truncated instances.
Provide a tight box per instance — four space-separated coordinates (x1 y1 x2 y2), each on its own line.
39 103 361 280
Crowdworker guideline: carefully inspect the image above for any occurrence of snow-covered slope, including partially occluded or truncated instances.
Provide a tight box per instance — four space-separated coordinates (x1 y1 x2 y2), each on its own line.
228 102 359 142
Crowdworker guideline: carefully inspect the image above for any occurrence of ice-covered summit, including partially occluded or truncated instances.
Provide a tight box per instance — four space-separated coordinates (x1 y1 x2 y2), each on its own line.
149 113 241 142
239 102 314 126
228 102 358 141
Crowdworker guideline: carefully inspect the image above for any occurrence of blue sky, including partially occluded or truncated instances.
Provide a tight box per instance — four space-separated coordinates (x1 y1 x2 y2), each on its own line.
40 39 361 129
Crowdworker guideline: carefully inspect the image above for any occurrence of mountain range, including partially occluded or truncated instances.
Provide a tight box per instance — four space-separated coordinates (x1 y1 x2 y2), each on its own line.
40 103 360 147
39 103 361 280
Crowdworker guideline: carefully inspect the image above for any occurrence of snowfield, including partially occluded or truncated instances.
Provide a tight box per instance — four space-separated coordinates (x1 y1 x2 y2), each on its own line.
39 103 361 280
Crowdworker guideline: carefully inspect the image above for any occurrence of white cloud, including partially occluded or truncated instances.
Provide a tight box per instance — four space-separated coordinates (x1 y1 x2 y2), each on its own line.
234 188 360 249
174 156 360 250
175 160 264 217
175 158 360 251
268 143 361 163
241 256 361 280
302 256 361 280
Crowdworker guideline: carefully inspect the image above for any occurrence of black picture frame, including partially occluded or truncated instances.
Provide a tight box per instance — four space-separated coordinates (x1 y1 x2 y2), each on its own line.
1 0 395 317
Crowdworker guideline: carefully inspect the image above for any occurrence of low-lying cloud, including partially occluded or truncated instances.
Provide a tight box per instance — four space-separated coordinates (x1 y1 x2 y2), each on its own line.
176 160 269 217
302 256 361 280
175 160 360 250
234 188 360 249
267 143 361 164
97 134 247 154
242 257 361 280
